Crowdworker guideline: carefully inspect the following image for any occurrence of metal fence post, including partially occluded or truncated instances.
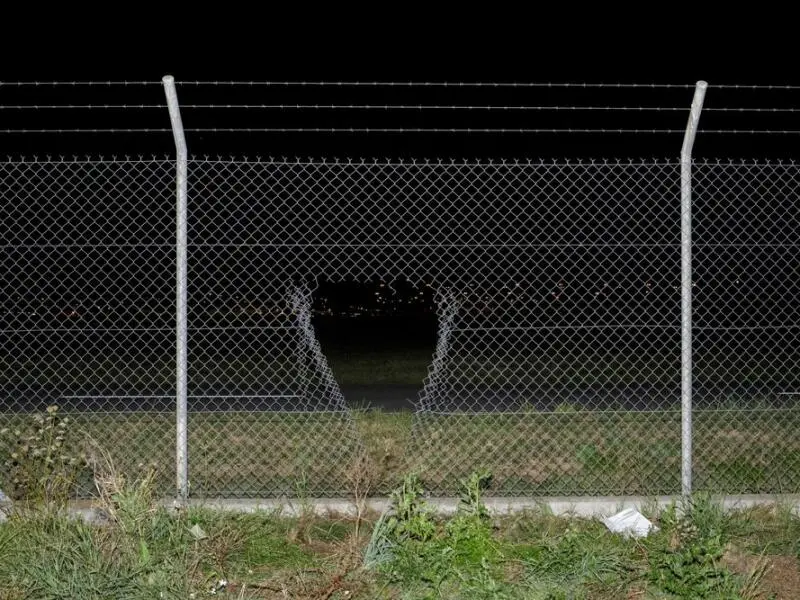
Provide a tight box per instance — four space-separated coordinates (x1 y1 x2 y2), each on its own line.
680 81 707 498
163 75 190 504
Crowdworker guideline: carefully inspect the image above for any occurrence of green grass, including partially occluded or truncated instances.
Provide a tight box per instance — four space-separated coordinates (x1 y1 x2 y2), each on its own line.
4 481 798 599
3 405 800 499
3 349 800 499
327 349 434 385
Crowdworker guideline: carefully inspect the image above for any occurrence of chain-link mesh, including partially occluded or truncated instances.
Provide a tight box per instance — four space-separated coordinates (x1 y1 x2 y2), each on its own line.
0 158 177 496
1 156 798 499
405 160 685 495
186 160 364 497
692 161 800 493
185 158 685 496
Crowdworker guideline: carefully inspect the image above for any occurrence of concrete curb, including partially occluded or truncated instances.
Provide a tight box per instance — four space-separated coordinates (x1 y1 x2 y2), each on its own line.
3 494 799 524
164 493 800 518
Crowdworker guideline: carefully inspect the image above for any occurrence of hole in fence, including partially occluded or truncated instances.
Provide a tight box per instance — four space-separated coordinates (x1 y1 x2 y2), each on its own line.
311 274 438 411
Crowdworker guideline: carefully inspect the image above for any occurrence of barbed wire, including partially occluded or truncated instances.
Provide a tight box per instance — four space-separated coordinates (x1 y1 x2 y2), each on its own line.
0 128 173 133
37 127 684 134
709 84 800 90
194 104 685 111
3 104 800 113
173 81 696 88
2 127 800 134
699 129 800 134
182 127 687 134
0 81 160 86
0 104 686 111
192 105 800 113
703 107 800 112
1 80 798 90
0 155 795 166
0 105 166 110
179 127 800 135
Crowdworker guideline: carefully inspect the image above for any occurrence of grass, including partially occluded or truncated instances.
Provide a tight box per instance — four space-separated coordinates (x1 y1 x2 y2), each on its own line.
3 405 800 499
3 474 800 599
327 349 434 385
3 348 800 499
1 411 799 598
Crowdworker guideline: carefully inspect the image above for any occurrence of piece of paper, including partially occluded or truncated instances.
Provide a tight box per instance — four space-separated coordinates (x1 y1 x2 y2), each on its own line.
602 508 657 538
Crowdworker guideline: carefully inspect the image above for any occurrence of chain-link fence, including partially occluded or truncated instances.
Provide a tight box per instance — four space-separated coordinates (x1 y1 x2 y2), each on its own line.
0 158 178 495
187 157 687 497
2 154 799 499
691 161 800 493
1 79 799 501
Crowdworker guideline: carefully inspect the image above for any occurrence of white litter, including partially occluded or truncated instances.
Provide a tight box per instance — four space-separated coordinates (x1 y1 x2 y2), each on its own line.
0 489 8 522
188 523 208 541
602 508 658 538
